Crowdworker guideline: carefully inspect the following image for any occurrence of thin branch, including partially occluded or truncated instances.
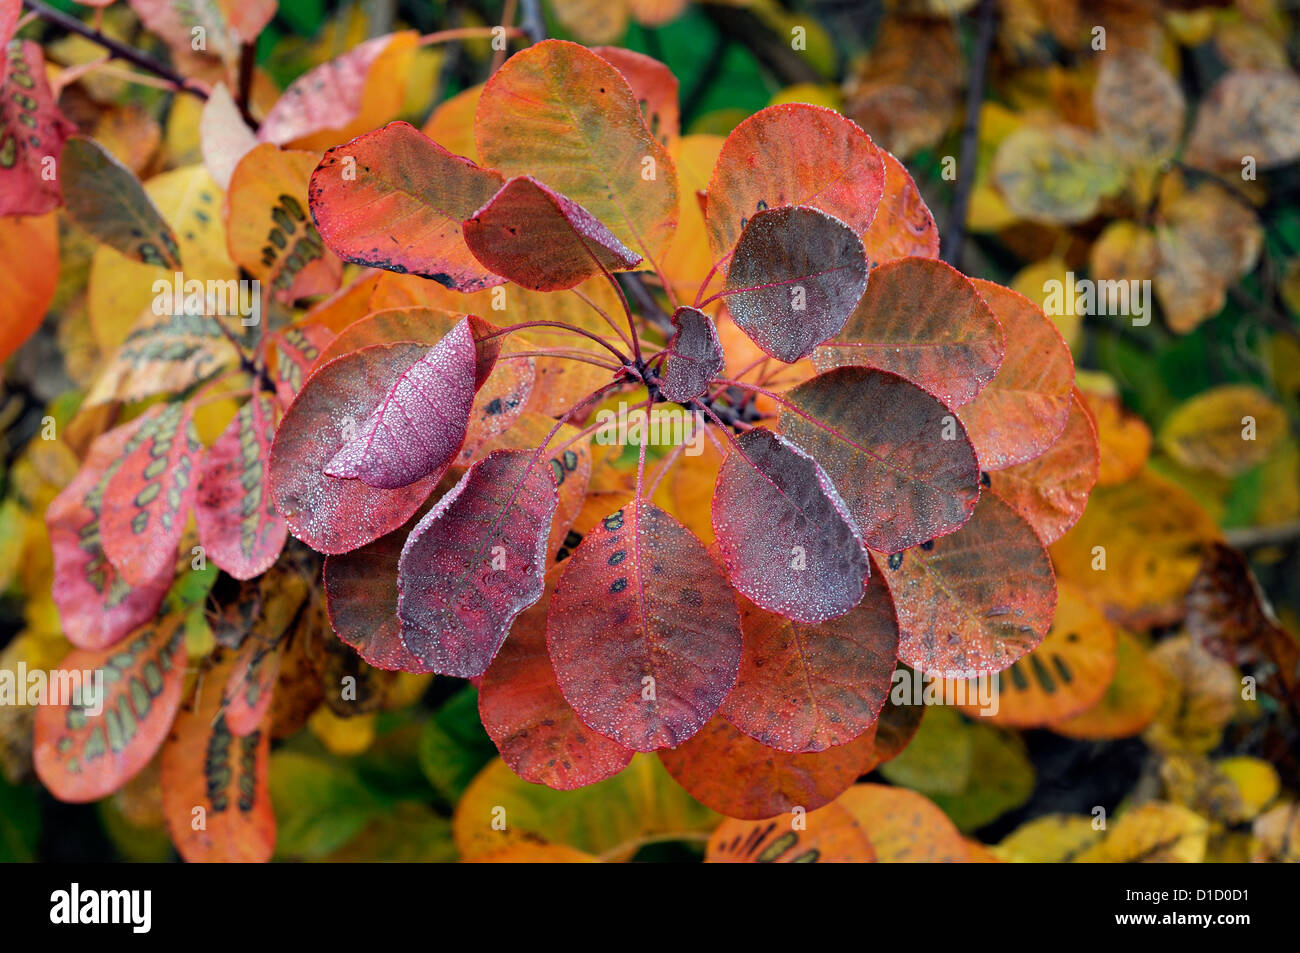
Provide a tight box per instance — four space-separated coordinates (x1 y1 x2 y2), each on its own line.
518 0 546 44
22 0 209 101
236 41 257 128
1224 520 1300 549
619 272 674 338
942 0 997 269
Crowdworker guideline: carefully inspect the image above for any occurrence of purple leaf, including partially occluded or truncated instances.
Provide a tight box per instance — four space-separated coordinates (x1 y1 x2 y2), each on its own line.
397 449 559 677
324 316 477 489
713 427 870 622
659 306 724 403
723 205 868 363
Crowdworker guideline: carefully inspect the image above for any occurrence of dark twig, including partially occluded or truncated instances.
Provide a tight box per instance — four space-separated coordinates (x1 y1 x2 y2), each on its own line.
942 0 997 269
21 0 209 101
702 4 821 86
619 272 674 338
236 41 257 128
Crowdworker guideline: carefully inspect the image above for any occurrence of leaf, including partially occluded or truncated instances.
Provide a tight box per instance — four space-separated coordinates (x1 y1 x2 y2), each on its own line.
865 676 925 771
47 420 173 650
85 310 239 406
33 613 187 802
100 401 202 587
659 714 878 820
877 491 1057 676
1252 803 1300 862
194 393 287 580
815 257 1003 406
324 509 432 674
476 39 678 261
592 46 680 147
707 803 876 863
956 582 1117 728
0 211 58 362
268 750 377 859
1143 634 1240 755
778 367 981 553
991 124 1123 224
323 317 477 489
861 149 939 268
268 341 449 553
660 134 723 302
161 651 275 862
0 774 39 862
1187 543 1299 712
225 143 341 303
988 390 1099 545
547 500 742 751
993 814 1101 862
837 783 970 862
421 83 482 161
257 32 419 151
925 720 1035 832
1073 803 1208 863
706 103 884 263
1048 630 1168 740
1077 386 1150 487
1158 385 1286 478
453 754 716 860
479 570 635 789
723 206 868 363
1050 467 1221 628
269 322 335 408
0 40 76 216
721 576 897 753
397 449 558 677
199 82 256 190
956 279 1073 469
1094 50 1185 165
1186 69 1300 172
657 306 723 403
222 568 308 736
712 426 870 623
462 175 641 291
61 137 182 269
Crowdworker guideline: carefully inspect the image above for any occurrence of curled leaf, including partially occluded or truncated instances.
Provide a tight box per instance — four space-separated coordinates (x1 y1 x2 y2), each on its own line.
658 306 724 403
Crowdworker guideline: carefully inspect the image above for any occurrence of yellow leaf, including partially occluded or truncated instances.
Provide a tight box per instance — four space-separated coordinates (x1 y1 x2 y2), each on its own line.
1158 385 1286 477
1074 803 1208 863
994 814 1101 862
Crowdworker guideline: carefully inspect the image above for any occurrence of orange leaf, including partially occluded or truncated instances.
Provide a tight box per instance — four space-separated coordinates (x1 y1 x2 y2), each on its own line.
707 803 876 862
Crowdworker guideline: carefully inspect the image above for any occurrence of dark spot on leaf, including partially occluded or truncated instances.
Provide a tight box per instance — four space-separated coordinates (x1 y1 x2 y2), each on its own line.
610 578 627 593
888 552 903 570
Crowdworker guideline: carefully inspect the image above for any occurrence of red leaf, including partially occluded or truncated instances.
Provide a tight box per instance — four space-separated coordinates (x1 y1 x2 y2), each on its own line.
706 103 885 263
463 175 641 291
876 492 1057 676
658 305 723 403
722 576 898 753
659 714 878 820
33 613 187 802
397 449 559 677
479 571 635 789
988 389 1099 545
268 341 447 554
324 512 434 673
546 500 742 751
778 367 980 554
195 393 288 580
712 426 869 622
309 121 505 291
47 420 172 650
323 316 477 489
815 257 1004 407
100 401 202 587
162 651 275 862
957 279 1074 469
862 149 940 268
0 41 76 216
723 206 868 363
591 46 680 146
222 628 283 737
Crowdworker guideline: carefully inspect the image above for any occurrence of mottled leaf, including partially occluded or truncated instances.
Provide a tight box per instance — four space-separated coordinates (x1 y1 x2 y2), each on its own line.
0 40 76 216
270 322 335 408
86 309 239 406
476 40 678 260
463 175 641 291
862 149 939 268
1094 50 1185 165
707 803 876 863
1158 384 1286 477
100 401 202 586
712 427 869 622
877 492 1057 676
815 257 1003 407
991 124 1123 225
779 367 981 553
957 279 1073 469
33 614 187 802
721 576 897 753
61 136 182 268
397 449 558 677
659 305 723 403
268 341 447 553
547 500 742 751
706 103 884 262
309 121 505 291
195 393 287 580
